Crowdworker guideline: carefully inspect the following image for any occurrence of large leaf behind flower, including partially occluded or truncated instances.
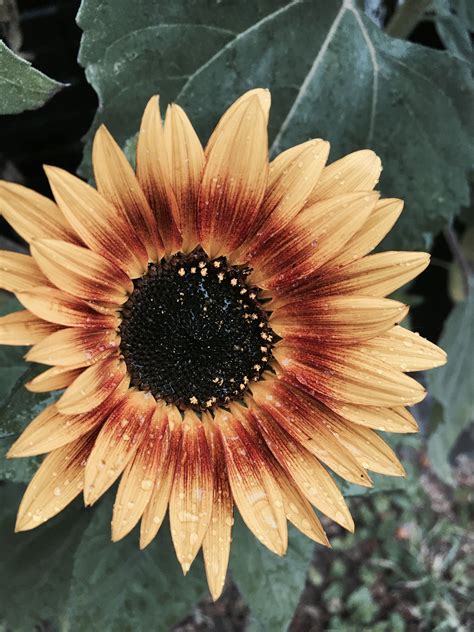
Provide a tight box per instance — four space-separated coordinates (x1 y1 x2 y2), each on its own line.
0 486 208 631
427 290 474 483
77 0 473 250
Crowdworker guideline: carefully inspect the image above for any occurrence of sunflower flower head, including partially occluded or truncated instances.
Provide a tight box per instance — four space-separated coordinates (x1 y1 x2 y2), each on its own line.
0 89 446 600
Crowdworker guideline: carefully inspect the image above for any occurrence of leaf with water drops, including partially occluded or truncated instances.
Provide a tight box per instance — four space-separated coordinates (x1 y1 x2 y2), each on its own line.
77 0 473 250
231 516 313 631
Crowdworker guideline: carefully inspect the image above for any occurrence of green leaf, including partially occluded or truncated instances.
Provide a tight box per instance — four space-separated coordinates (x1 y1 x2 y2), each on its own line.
230 516 313 631
0 294 28 405
428 290 474 483
77 0 473 249
0 484 90 632
0 365 59 440
67 494 207 631
0 40 64 114
433 0 474 64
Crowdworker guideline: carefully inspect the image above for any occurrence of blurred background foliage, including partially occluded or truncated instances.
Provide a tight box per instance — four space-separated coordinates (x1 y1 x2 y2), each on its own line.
0 0 472 630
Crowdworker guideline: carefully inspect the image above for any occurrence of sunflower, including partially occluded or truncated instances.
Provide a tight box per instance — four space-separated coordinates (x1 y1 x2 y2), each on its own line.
0 89 446 600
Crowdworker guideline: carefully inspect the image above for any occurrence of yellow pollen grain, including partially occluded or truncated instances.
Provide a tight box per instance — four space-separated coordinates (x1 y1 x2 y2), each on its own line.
178 267 185 276
217 272 224 282
191 267 197 273
200 267 208 277
230 278 238 286
189 396 198 405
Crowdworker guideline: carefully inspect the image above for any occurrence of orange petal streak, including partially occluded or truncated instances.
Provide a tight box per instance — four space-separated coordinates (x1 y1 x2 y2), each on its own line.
84 390 155 506
164 104 205 252
15 430 97 531
140 405 183 549
169 410 214 574
44 166 148 278
216 408 287 555
0 180 78 244
31 239 132 304
199 92 269 257
202 415 233 601
0 309 59 345
92 125 164 262
136 96 182 254
26 327 119 367
0 250 49 292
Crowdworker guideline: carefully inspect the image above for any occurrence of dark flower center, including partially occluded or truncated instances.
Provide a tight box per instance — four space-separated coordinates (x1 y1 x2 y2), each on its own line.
119 248 275 411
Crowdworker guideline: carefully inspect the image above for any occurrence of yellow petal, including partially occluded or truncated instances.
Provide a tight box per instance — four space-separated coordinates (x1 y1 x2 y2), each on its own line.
217 408 287 555
329 198 403 267
140 405 183 549
359 326 447 371
26 327 119 367
274 345 426 407
0 309 58 345
169 410 214 574
248 404 354 532
25 365 84 393
44 165 148 278
0 250 48 292
250 379 373 487
17 286 118 328
136 96 182 254
199 93 269 256
324 251 430 297
237 139 330 262
271 296 409 343
31 239 132 304
325 402 419 433
84 390 155 506
164 104 205 252
56 357 126 414
92 124 164 262
307 149 381 205
15 431 96 531
112 404 169 542
251 192 378 288
202 415 233 601
0 180 77 243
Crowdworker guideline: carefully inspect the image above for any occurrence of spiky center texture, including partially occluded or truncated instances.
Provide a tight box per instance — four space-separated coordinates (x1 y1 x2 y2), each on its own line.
119 249 275 411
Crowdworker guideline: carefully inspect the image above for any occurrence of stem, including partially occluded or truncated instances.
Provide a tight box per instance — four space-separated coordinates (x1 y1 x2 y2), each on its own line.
385 0 432 38
443 225 472 296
